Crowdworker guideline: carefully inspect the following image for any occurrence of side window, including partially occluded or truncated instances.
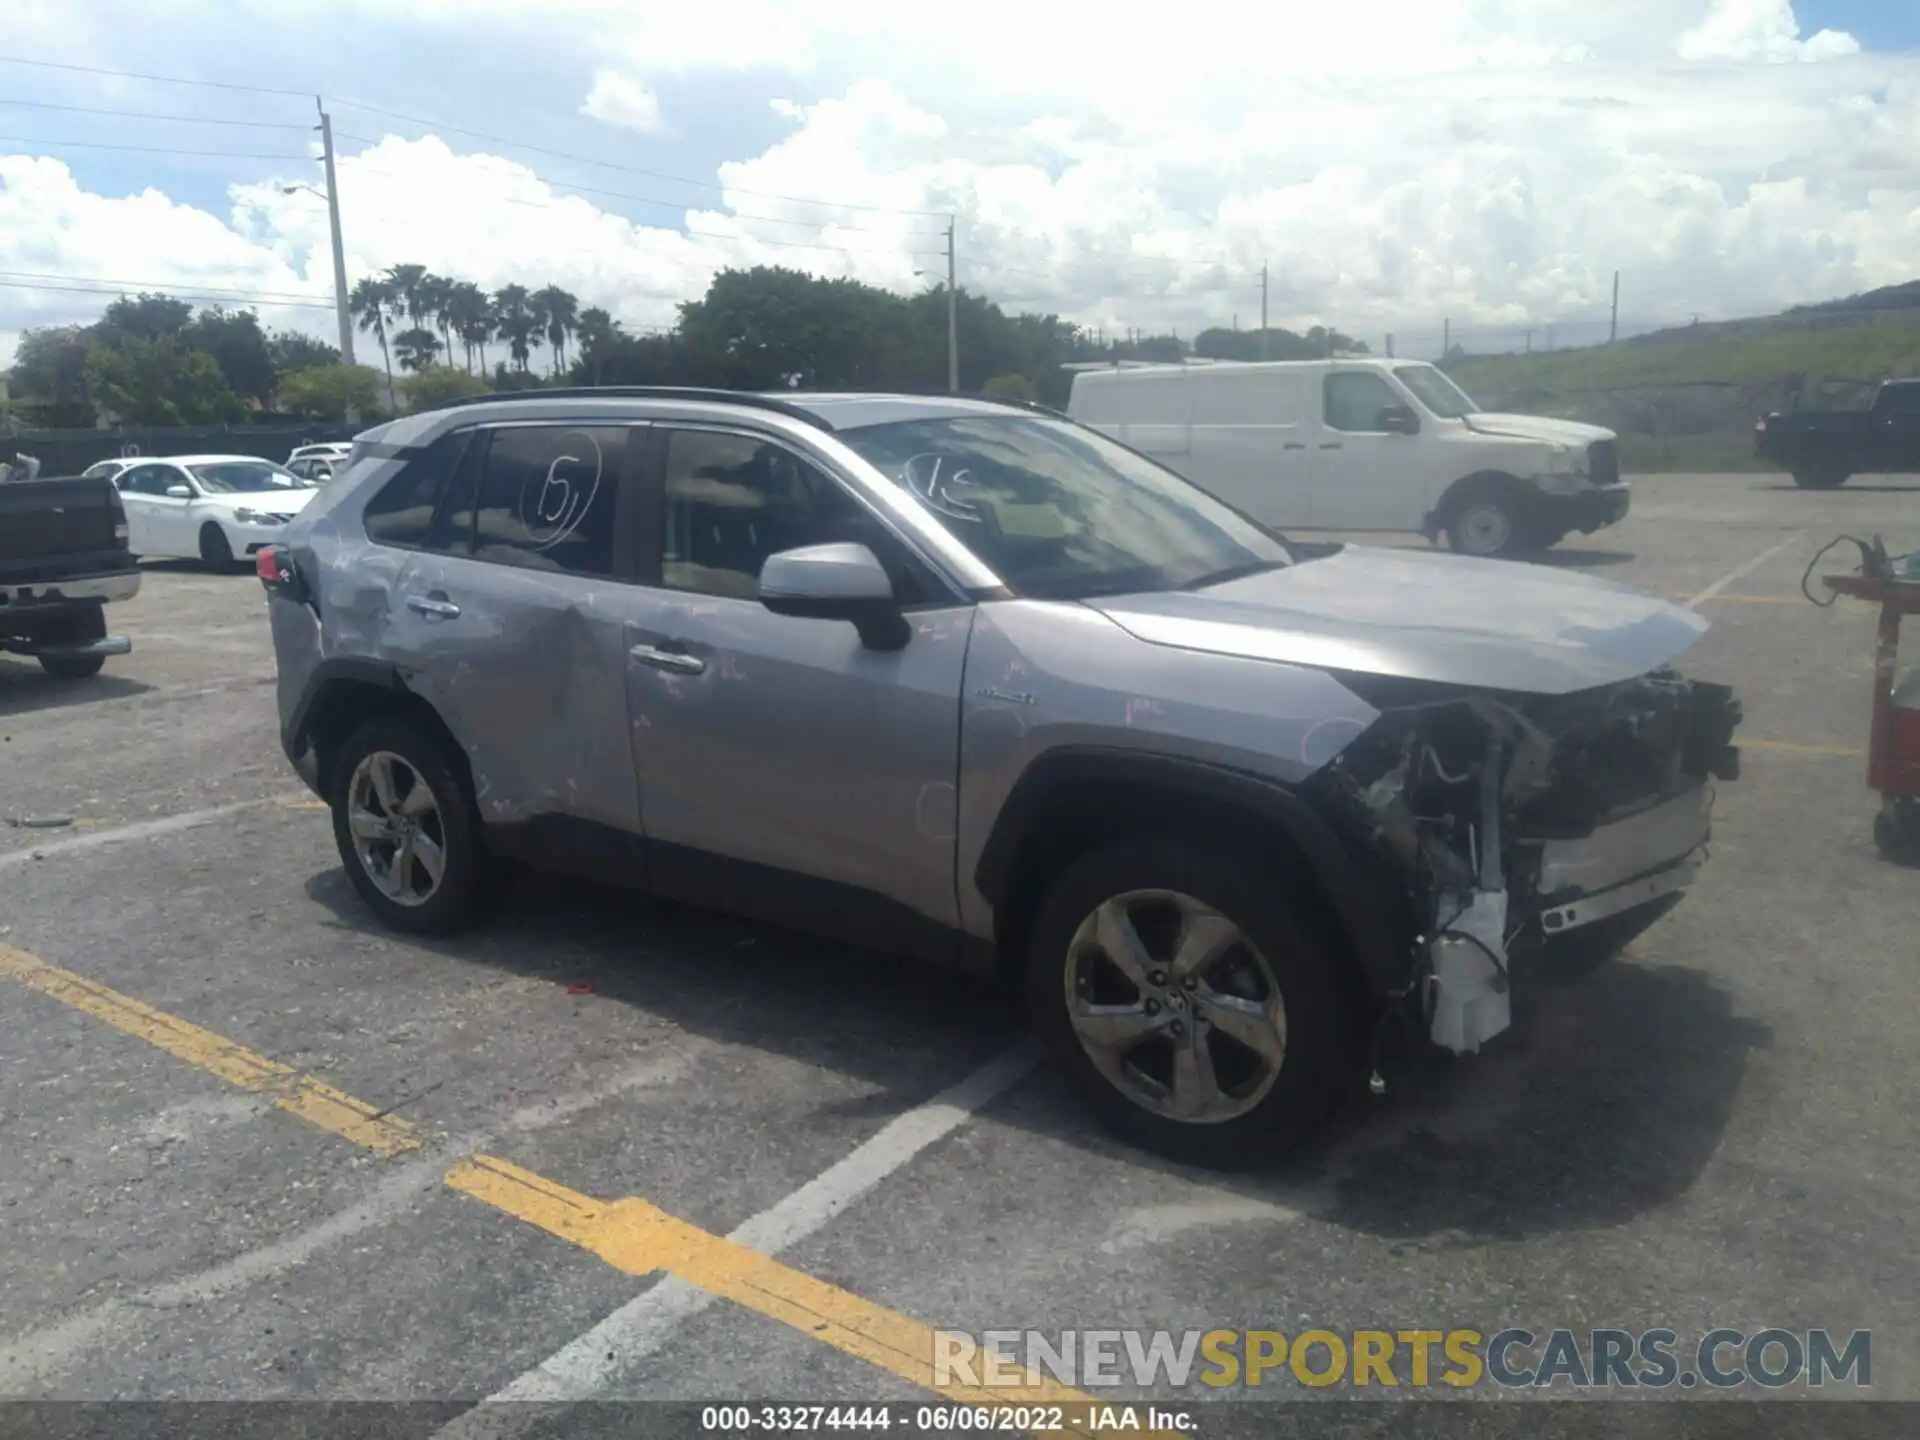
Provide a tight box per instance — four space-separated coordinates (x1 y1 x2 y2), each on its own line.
658 429 937 604
468 425 626 577
1883 384 1920 416
127 464 172 496
1323 372 1403 433
363 432 468 550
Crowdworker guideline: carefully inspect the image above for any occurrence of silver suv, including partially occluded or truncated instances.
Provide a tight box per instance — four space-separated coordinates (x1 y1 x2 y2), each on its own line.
261 389 1741 1164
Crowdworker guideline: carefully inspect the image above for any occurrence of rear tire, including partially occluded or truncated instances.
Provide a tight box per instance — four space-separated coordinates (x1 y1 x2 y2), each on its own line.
1025 839 1357 1168
199 523 235 569
328 713 487 935
1791 468 1849 490
38 653 106 680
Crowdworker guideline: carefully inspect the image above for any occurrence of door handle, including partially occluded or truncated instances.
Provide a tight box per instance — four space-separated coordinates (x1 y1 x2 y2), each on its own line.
1282 442 1307 451
405 594 461 619
630 643 707 675
1319 442 1343 450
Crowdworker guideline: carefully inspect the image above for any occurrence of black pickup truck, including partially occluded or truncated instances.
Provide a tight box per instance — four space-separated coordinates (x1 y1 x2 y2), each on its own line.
0 467 139 679
1755 377 1920 489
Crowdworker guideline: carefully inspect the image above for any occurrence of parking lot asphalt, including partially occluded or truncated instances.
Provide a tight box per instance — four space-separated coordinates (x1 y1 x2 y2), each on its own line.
2 473 1916 1429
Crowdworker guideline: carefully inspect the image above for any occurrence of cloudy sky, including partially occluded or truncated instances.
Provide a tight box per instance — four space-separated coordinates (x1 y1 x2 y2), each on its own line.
2 0 1918 368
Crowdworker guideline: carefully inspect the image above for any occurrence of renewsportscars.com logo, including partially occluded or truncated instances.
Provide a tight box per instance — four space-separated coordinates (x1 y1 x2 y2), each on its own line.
932 1328 1872 1392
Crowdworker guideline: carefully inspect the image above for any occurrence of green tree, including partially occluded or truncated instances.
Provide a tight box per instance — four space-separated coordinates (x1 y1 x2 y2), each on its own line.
386 263 432 331
402 364 490 411
532 284 580 376
350 276 398 412
268 330 341 376
392 326 444 373
86 336 245 425
492 284 540 372
7 325 97 427
445 280 493 374
94 293 194 346
981 372 1036 401
187 307 276 405
574 307 620 384
278 363 385 421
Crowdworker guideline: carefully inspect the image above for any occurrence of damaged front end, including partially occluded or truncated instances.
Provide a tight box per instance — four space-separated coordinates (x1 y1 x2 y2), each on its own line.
1304 669 1742 1058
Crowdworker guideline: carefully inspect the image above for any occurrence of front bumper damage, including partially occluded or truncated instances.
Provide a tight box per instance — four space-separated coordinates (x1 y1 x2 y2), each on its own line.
1309 669 1741 1058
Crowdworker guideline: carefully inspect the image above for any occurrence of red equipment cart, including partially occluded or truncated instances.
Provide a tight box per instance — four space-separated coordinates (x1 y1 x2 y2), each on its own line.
1823 569 1920 858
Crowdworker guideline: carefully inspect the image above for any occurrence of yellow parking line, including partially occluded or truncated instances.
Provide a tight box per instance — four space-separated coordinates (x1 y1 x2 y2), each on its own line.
1743 739 1865 758
0 944 420 1157
0 943 1151 1434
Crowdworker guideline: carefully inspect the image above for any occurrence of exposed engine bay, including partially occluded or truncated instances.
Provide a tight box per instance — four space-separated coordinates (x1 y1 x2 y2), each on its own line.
1309 668 1743 1057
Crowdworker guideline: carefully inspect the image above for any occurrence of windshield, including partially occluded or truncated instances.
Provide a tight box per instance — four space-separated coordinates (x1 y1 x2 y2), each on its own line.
837 415 1290 600
188 461 303 495
1394 364 1480 420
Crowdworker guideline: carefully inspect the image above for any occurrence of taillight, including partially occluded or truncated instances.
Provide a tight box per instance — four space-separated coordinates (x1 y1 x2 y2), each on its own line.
257 545 291 586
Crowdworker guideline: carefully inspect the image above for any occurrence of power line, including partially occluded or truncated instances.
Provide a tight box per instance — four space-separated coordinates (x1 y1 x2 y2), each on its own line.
0 278 336 310
0 134 313 161
0 55 311 99
328 97 949 217
0 269 331 304
0 96 315 129
330 133 945 238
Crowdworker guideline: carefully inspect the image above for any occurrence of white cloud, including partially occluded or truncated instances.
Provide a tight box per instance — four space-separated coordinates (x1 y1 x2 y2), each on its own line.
1678 0 1861 63
580 69 665 133
5 1 1917 369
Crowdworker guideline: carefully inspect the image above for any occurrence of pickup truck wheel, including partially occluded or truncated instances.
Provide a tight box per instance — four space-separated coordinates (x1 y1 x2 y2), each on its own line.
1446 495 1522 558
38 653 106 680
328 715 485 935
1026 841 1354 1168
199 523 235 569
1791 468 1850 490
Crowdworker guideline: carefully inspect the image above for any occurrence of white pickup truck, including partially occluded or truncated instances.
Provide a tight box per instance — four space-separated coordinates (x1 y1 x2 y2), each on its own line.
1067 358 1628 559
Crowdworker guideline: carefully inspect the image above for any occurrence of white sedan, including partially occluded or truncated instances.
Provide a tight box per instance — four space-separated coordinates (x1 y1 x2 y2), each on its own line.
115 454 319 568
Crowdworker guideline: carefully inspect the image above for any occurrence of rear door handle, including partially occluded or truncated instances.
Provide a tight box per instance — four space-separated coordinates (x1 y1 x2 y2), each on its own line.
405 594 461 619
1282 442 1307 451
630 643 707 675
1318 441 1343 450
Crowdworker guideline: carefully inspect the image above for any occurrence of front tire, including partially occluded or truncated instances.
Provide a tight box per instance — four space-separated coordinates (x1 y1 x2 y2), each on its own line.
199 523 235 569
1026 840 1356 1167
328 714 486 935
1446 493 1526 558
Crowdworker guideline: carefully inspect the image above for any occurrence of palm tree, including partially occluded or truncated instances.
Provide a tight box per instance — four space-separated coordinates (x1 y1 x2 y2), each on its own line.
385 264 430 332
349 275 397 412
491 284 540 374
419 273 456 359
533 284 580 377
437 280 490 374
576 306 619 385
392 326 444 373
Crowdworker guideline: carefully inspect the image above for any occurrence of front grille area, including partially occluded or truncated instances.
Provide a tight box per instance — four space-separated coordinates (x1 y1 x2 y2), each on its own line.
1588 439 1620 486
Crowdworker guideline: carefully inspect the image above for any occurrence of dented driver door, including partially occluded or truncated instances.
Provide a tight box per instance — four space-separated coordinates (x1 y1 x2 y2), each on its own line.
380 421 650 867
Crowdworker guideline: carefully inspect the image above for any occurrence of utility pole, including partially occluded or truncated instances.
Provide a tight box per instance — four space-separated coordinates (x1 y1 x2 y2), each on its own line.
945 218 958 393
315 98 355 366
1259 264 1269 360
1442 317 1450 359
1610 270 1620 343
1385 333 1395 358
1524 328 1534 355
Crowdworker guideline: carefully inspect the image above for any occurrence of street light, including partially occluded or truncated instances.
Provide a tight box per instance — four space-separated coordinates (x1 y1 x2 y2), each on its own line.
284 100 357 368
914 262 958 393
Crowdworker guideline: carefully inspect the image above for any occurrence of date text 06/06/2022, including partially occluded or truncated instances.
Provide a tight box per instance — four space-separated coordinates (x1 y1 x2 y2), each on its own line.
698 1403 1196 1434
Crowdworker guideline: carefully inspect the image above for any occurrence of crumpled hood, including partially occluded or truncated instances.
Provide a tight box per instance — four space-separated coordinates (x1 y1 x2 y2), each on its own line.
1465 412 1617 447
1087 545 1708 696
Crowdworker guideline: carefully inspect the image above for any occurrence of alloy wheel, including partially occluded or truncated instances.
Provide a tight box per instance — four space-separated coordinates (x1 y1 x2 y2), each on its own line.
1062 889 1287 1124
345 750 448 907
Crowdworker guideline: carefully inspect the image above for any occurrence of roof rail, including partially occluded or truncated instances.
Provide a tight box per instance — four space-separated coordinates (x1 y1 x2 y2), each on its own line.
419 386 836 430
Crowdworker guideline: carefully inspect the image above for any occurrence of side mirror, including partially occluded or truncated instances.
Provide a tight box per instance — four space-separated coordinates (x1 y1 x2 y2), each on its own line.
1379 405 1420 435
759 543 909 651
166 484 193 499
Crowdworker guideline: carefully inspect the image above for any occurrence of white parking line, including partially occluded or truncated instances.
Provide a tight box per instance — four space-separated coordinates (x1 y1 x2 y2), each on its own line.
1684 535 1802 610
0 796 306 871
438 1044 1040 1430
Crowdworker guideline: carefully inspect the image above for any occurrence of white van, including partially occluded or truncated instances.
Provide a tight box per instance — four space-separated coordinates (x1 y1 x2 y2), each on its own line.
1066 358 1629 558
